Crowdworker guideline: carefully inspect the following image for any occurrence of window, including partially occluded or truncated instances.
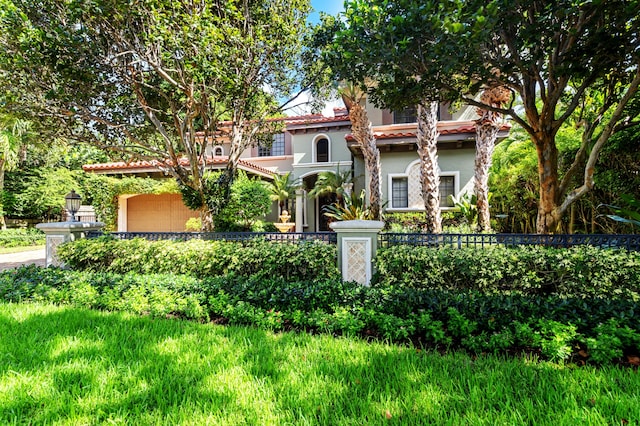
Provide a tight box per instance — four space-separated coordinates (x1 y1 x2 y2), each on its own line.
316 138 329 162
213 146 224 156
258 133 285 157
393 106 417 124
439 175 455 207
392 105 441 124
392 177 408 208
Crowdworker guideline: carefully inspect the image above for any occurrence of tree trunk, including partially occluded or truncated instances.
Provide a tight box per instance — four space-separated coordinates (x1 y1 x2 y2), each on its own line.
535 136 562 234
346 99 382 220
417 102 442 233
474 119 500 232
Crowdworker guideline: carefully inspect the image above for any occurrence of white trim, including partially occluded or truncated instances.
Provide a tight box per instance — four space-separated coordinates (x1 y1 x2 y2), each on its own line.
312 133 332 163
386 163 460 210
213 146 224 156
296 163 353 180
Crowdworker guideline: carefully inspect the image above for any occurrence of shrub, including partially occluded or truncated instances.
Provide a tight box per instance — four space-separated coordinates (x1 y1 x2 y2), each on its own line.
57 236 339 281
373 245 640 300
5 240 640 365
0 228 45 248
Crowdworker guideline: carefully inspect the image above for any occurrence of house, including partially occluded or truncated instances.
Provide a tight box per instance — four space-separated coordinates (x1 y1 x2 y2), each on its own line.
83 99 510 232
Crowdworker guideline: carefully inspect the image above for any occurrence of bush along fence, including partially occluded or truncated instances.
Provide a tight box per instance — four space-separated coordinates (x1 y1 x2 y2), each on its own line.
2 235 638 366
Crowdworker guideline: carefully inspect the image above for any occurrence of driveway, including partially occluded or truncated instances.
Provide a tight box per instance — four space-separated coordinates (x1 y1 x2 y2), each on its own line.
0 248 46 270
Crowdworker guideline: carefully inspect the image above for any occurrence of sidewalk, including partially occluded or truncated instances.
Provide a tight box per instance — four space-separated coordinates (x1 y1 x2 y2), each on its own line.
0 248 46 270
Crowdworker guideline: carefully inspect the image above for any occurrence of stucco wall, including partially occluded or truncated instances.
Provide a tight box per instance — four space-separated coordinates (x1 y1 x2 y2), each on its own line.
379 148 476 211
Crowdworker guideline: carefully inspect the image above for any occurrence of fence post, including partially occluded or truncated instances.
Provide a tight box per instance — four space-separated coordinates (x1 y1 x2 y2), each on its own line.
36 221 105 267
330 220 385 286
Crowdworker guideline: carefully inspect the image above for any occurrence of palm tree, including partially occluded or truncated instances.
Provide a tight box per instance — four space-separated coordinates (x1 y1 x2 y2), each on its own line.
268 171 297 214
308 166 353 206
0 115 30 229
340 83 382 220
416 101 442 233
474 86 510 232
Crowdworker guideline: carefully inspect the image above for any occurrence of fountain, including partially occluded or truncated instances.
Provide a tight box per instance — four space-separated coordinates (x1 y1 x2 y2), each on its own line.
274 210 295 233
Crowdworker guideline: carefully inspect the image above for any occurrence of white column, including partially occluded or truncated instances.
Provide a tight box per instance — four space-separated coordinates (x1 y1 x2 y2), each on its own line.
295 189 304 232
330 220 385 286
36 221 105 267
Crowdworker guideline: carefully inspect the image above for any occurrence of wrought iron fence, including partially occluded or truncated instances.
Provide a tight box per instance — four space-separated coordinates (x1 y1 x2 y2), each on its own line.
378 233 640 251
86 230 337 244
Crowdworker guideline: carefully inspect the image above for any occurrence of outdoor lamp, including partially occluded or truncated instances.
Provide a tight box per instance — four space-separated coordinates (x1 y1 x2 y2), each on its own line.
65 190 82 222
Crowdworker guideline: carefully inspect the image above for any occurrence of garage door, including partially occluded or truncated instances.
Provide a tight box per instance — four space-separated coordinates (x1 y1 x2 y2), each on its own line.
127 194 199 232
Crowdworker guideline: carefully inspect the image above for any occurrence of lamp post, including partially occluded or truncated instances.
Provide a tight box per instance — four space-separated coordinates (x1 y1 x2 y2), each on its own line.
65 190 81 222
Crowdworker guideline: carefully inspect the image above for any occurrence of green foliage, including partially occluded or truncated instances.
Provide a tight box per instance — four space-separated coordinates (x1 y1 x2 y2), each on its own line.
539 320 578 362
184 217 202 232
3 255 640 365
308 167 353 204
214 172 272 231
0 0 314 225
7 168 81 220
268 171 297 213
57 237 339 281
323 190 374 221
0 228 44 248
601 194 640 229
374 245 640 300
81 174 170 230
449 193 478 226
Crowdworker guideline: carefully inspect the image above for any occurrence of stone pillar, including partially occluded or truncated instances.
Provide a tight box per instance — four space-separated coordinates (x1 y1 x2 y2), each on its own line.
330 220 385 286
295 189 304 233
36 221 105 267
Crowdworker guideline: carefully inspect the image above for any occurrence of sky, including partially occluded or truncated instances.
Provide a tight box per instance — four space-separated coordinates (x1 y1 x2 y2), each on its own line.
308 0 344 24
284 0 345 116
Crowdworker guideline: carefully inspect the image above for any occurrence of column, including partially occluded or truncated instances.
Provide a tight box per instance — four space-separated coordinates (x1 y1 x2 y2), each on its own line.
295 189 304 233
36 221 105 267
330 220 385 286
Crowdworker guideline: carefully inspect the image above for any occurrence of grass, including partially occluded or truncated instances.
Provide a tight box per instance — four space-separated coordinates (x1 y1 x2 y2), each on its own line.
0 245 45 255
1 303 639 425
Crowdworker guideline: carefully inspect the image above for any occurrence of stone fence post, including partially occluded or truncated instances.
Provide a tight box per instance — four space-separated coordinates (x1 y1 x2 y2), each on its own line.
329 220 385 286
36 221 105 267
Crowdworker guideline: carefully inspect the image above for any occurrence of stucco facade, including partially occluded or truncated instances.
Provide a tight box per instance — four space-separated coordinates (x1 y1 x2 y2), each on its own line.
83 101 509 232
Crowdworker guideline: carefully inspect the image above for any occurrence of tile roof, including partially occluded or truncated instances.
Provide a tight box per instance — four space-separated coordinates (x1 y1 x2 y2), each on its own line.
345 121 511 141
83 156 274 177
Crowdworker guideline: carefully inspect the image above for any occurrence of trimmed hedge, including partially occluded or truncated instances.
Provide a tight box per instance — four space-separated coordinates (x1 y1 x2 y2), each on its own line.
373 245 640 299
21 238 640 364
1 265 639 365
0 228 45 248
56 236 339 281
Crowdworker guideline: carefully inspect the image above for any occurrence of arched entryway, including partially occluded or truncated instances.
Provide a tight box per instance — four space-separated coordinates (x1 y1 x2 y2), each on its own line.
303 173 335 232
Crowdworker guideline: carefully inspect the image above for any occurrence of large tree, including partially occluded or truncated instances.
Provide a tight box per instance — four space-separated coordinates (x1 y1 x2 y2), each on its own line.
322 1 476 233
454 0 640 233
0 0 313 229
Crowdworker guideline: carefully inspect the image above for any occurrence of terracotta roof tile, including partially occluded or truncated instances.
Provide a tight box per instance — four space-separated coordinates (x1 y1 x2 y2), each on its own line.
83 156 274 176
345 122 510 141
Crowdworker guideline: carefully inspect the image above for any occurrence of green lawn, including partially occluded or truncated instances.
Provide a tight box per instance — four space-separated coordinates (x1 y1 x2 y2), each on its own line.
1 303 638 425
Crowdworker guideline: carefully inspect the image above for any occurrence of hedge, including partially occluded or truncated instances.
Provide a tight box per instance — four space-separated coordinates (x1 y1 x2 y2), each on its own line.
0 228 45 248
56 236 339 281
1 265 639 365
373 245 640 299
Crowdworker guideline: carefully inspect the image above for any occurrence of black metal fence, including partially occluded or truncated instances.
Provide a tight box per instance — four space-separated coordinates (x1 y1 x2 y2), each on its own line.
86 231 639 250
379 233 640 251
86 230 337 244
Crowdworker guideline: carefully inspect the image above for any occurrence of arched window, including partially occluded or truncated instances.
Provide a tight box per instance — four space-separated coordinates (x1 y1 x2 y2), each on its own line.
213 146 224 156
316 138 329 162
